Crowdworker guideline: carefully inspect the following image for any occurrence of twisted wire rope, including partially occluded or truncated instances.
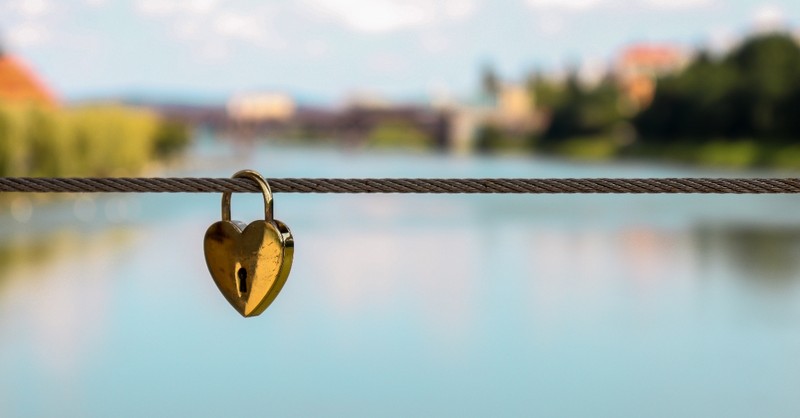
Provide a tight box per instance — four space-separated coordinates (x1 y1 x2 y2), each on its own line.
2 177 800 194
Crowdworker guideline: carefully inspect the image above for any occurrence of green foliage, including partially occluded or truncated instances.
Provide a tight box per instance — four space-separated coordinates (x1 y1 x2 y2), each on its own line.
527 32 800 169
527 73 569 110
635 33 800 143
622 139 790 169
770 145 800 170
366 120 432 150
475 124 531 154
153 119 191 158
0 106 27 176
695 140 761 168
554 136 619 161
70 106 160 175
0 103 190 177
475 124 502 153
537 76 625 149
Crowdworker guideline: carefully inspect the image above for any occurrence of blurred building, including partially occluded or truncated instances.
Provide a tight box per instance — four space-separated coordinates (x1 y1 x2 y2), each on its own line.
615 44 688 109
0 50 58 107
445 104 493 154
495 83 536 129
227 92 295 122
435 83 539 154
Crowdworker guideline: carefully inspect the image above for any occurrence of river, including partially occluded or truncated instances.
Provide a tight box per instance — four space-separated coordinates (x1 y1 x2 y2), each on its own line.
2 137 800 417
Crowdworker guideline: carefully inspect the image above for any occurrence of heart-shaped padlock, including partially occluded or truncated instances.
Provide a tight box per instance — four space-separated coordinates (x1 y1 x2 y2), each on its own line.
203 170 294 317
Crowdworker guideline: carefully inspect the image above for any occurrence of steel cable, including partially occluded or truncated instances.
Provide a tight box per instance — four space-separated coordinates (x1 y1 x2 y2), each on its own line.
2 177 800 194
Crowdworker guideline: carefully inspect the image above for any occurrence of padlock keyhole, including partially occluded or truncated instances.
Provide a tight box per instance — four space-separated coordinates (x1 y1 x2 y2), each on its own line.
237 267 248 293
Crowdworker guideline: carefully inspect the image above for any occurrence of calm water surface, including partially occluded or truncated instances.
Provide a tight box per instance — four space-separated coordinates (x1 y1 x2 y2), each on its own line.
2 139 800 417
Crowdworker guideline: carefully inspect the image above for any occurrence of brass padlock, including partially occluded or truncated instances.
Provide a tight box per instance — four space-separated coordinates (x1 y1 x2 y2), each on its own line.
203 170 294 317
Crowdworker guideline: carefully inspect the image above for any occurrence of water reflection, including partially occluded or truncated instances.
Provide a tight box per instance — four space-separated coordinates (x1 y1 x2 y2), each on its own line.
0 227 137 286
2 144 800 417
696 225 800 289
0 226 137 417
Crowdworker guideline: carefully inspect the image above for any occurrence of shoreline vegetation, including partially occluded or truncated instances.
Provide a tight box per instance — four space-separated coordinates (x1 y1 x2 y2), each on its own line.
276 33 800 171
0 104 190 178
474 32 800 171
3 33 799 176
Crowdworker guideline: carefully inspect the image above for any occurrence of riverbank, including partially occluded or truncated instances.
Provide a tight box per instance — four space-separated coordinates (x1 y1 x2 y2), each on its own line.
534 136 800 172
0 104 190 178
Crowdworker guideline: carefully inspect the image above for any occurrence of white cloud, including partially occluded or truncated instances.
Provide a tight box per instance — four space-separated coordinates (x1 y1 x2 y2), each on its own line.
442 0 478 19
0 0 55 48
525 0 603 12
753 4 785 30
6 22 49 46
525 0 711 12
136 0 178 15
133 0 284 52
13 0 51 17
135 0 217 16
212 12 266 43
303 0 478 33
644 0 711 10
306 0 429 32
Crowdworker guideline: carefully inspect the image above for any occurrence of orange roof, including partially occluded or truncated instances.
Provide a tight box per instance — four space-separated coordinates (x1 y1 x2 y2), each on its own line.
619 44 685 69
0 55 58 107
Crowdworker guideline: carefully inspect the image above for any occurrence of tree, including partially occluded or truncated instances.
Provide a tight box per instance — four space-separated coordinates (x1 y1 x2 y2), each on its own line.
538 73 624 148
527 71 569 110
634 32 800 144
481 64 500 101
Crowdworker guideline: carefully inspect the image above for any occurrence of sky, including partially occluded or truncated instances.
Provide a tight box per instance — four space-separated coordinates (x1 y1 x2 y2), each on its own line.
0 0 798 103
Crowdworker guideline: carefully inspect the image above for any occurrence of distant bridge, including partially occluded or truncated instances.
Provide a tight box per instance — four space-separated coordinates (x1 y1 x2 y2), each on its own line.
148 103 465 151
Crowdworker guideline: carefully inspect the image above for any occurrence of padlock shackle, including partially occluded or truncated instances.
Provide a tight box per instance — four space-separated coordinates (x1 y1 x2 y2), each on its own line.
221 169 274 221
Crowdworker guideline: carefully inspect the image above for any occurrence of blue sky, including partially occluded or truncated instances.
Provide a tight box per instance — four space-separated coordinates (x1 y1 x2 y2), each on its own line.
0 0 798 103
